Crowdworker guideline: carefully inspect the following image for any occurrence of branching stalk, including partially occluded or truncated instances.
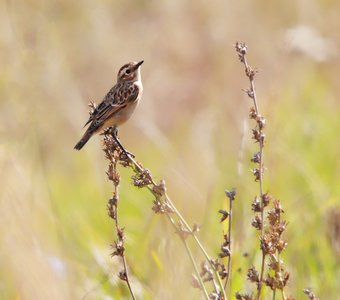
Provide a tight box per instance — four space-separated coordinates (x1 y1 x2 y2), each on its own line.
103 131 226 300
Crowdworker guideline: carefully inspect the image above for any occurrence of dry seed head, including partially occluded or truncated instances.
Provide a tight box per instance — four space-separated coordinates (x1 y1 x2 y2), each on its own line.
251 152 261 164
251 196 261 212
252 214 262 230
225 188 236 201
262 192 271 207
247 266 260 283
219 209 229 222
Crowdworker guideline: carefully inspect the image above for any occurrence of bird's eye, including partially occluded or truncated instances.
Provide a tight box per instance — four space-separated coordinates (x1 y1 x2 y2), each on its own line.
125 69 131 74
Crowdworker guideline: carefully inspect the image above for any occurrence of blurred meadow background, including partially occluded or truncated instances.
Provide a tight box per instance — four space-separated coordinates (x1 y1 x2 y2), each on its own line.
1 0 340 299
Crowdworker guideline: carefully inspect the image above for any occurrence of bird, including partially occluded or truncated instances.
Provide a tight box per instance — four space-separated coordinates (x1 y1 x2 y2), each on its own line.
74 60 144 151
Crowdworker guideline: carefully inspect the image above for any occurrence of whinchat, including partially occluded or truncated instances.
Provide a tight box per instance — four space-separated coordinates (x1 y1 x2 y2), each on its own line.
74 60 144 150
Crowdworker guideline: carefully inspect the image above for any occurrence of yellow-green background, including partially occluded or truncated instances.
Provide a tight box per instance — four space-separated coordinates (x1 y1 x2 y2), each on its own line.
1 1 339 299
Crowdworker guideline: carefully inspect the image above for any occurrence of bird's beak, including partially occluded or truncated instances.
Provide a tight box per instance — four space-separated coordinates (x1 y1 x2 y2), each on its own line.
134 60 144 70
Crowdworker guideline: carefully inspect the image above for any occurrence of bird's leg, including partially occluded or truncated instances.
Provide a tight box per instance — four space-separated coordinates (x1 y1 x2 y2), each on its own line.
108 127 135 158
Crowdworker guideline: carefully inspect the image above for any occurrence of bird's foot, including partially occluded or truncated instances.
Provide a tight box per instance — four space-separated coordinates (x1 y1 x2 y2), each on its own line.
104 127 135 159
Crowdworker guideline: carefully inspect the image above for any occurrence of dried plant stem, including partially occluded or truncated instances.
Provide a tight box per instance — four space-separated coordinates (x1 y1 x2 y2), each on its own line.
103 132 226 299
224 192 233 290
122 257 135 300
104 139 136 300
239 45 265 236
235 42 291 300
112 175 136 300
236 42 266 298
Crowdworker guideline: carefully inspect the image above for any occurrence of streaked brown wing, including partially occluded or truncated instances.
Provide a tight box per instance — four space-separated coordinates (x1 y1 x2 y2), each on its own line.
82 82 125 127
106 81 140 105
83 101 111 127
95 103 127 125
83 82 139 132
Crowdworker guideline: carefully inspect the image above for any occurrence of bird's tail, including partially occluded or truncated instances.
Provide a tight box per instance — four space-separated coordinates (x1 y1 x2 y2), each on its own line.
74 132 92 150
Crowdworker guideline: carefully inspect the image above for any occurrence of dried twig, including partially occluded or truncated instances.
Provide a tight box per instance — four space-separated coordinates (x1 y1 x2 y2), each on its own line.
102 130 226 299
235 42 291 300
103 131 136 300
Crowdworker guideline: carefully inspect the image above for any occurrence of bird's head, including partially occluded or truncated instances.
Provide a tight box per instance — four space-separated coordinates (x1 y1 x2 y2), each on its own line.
117 60 144 83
